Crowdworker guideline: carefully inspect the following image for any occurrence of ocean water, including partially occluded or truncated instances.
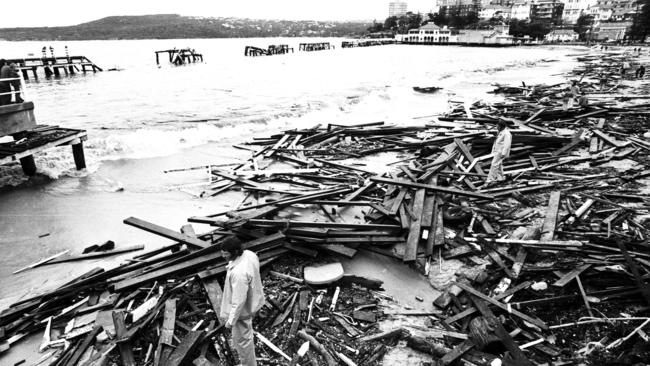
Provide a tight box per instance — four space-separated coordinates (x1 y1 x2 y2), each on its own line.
0 38 584 310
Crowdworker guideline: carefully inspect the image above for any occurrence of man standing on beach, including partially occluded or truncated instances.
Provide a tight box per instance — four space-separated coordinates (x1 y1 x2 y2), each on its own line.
220 237 264 366
485 121 512 187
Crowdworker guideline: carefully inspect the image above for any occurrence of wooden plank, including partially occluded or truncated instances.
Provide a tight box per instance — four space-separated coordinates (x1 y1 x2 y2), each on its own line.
540 191 561 241
163 330 204 366
552 264 591 287
455 282 548 330
404 189 425 262
371 177 493 200
123 217 210 249
46 245 144 264
246 220 400 231
113 311 136 366
113 233 284 292
440 339 475 365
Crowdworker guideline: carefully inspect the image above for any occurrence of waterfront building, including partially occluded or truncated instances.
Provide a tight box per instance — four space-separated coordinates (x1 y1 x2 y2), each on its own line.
437 0 482 17
511 1 532 19
389 1 409 17
594 20 632 40
593 0 638 21
456 24 514 44
562 0 597 24
401 23 455 43
530 0 565 24
545 29 580 41
480 5 513 19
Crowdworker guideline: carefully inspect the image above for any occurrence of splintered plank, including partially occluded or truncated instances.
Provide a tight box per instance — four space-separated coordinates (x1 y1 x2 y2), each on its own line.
155 299 177 366
553 264 591 287
113 311 136 366
444 281 532 325
454 138 485 174
540 191 561 241
201 278 223 314
404 189 426 262
124 217 210 249
371 177 493 200
617 240 650 305
264 134 290 157
64 325 103 366
321 244 358 258
455 282 548 330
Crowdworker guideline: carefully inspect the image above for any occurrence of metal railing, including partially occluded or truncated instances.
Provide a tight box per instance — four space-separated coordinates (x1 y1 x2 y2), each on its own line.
0 73 27 104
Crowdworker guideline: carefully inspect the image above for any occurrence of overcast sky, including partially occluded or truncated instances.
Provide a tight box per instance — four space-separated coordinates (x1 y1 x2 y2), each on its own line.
1 0 436 28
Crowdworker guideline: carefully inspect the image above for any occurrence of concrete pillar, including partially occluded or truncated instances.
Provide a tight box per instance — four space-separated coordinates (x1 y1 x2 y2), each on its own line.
20 155 37 176
21 69 29 80
53 67 60 77
44 66 53 77
71 142 86 170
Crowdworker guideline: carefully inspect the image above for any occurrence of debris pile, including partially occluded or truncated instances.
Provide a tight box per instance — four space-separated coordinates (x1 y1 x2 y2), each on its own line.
1 49 650 365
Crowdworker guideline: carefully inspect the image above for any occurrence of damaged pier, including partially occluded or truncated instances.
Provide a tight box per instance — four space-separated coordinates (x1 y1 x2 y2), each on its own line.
155 49 204 65
5 56 103 80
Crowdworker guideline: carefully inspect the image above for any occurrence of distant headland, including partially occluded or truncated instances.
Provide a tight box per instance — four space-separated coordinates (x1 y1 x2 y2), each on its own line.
0 14 373 41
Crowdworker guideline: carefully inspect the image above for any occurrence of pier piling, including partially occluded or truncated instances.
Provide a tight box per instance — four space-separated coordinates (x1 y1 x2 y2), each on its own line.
19 155 37 176
71 141 86 170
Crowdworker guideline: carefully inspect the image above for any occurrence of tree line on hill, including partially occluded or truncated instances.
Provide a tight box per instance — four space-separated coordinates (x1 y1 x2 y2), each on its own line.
0 14 372 41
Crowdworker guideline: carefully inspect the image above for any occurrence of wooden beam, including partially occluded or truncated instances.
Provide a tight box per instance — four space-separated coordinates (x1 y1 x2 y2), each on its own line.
404 189 425 262
123 217 210 249
113 233 284 292
154 299 176 366
163 330 204 366
540 191 561 241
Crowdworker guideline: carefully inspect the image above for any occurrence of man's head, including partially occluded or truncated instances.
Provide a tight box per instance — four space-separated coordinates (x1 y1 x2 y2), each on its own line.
8 63 17 71
497 120 507 131
221 236 243 261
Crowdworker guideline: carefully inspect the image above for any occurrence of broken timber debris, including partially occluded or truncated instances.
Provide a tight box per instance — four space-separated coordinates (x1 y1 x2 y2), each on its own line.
2 47 650 366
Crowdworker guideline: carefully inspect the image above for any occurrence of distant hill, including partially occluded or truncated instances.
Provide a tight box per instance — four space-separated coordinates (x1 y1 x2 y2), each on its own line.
0 14 373 41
